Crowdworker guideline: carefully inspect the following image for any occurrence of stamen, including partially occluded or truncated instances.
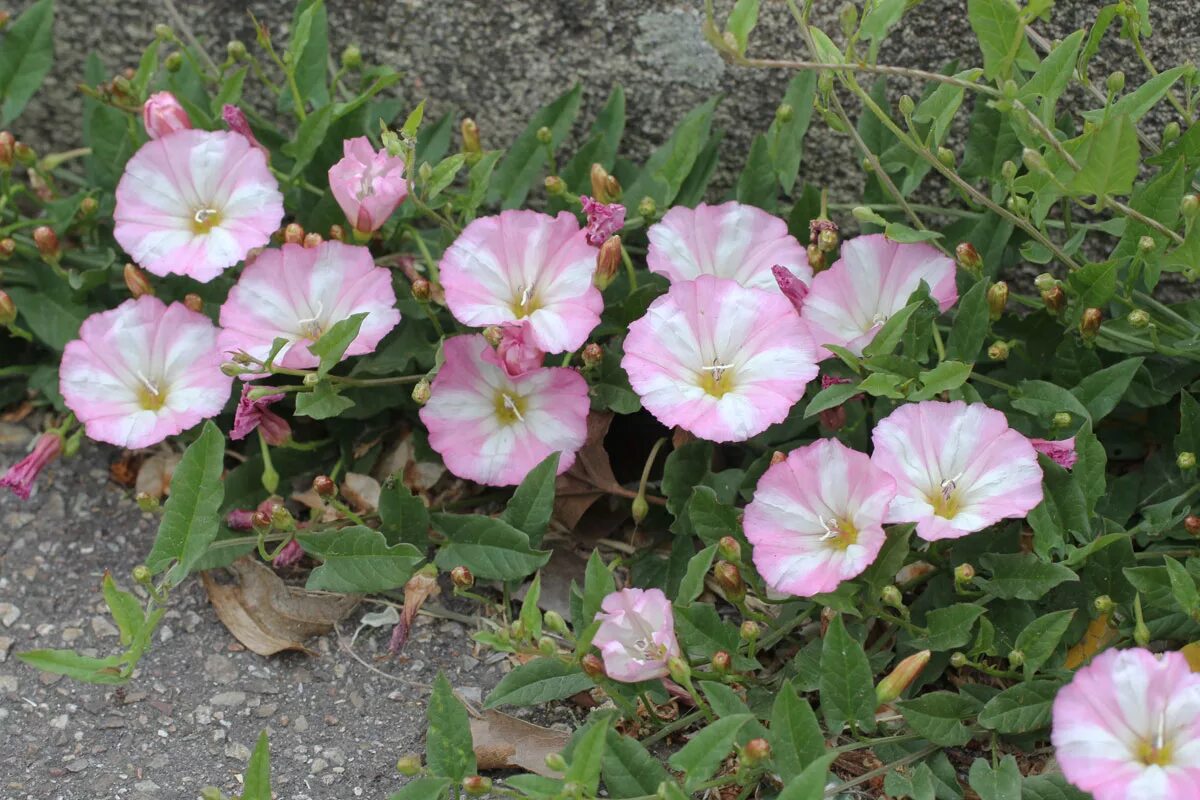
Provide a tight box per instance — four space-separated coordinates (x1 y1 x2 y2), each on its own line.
819 517 841 542
297 301 325 340
870 312 889 326
135 369 160 397
193 207 218 225
502 393 525 422
701 362 735 382
940 478 957 501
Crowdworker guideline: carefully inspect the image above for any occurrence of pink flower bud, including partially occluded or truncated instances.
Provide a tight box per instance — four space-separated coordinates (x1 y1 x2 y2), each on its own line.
272 539 304 567
772 265 809 315
142 92 192 139
482 321 544 378
1 432 63 500
221 104 267 154
875 649 931 705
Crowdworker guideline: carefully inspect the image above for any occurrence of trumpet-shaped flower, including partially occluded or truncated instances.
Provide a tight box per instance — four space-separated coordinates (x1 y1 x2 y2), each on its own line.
1 432 63 500
114 130 283 283
60 297 232 449
1052 648 1200 800
744 438 896 597
440 210 602 353
328 136 408 233
593 587 681 683
218 241 400 371
801 234 957 357
419 334 589 486
622 276 818 442
646 201 811 292
141 92 191 139
871 401 1043 541
1031 436 1078 470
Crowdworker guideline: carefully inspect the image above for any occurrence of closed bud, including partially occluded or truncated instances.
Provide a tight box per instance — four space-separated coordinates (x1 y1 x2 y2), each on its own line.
604 174 621 201
1093 594 1115 614
396 755 422 776
164 52 183 73
595 235 621 289
411 277 432 302
341 45 363 70
949 651 968 668
1008 649 1025 668
154 23 174 39
461 118 481 154
0 11 7 30
1106 70 1125 95
538 636 557 656
898 94 915 117
742 738 772 766
251 509 273 533
776 102 795 123
0 290 15 326
302 372 321 386
838 1 858 37
79 196 99 217
880 584 904 610
937 146 955 168
418 161 432 182
13 141 34 165
328 224 345 242
183 293 203 313
631 492 650 523
954 562 975 586
544 175 566 196
451 565 474 589
544 610 569 637
955 242 983 277
270 505 295 531
412 378 431 405
1163 121 1181 145
1134 611 1151 648
482 325 504 347
1041 285 1066 314
1001 160 1017 183
987 341 1009 361
283 222 304 245
227 40 248 61
132 564 153 585
220 362 250 377
303 232 323 248
1079 307 1102 340
637 196 657 220
544 752 568 772
875 649 930 705
986 281 1008 320
1033 272 1056 292
666 655 692 684
580 653 605 679
1052 411 1072 429
33 225 59 262
134 491 160 513
535 126 552 145
312 475 336 497
807 243 826 272
713 561 745 600
1185 515 1200 536
590 163 613 203
717 535 741 563
1021 147 1047 174
0 238 13 260
770 450 787 466
0 130 14 168
1182 194 1200 219
1178 451 1196 470
739 620 760 642
711 650 732 673
1138 235 1156 254
581 342 603 368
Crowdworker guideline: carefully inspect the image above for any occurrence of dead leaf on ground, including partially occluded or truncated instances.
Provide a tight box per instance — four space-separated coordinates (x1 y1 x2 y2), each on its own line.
391 570 441 653
290 489 341 522
373 428 446 492
201 557 360 656
135 450 181 500
554 411 620 530
471 709 570 777
516 548 589 619
109 451 144 487
341 472 381 513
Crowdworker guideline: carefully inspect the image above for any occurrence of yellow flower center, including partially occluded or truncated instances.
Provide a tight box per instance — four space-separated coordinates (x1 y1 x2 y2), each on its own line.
191 206 222 234
929 477 961 518
511 285 541 318
819 517 858 550
135 371 167 411
494 391 527 425
698 362 735 398
1137 712 1173 766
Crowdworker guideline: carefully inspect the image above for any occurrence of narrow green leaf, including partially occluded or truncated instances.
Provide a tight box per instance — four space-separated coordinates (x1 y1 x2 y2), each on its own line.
1071 357 1143 422
501 452 559 547
293 380 355 419
978 680 1061 733
299 527 423 593
307 313 368 376
0 0 55 124
563 717 608 795
520 572 543 640
102 573 144 647
1014 609 1076 679
967 0 1023 80
767 71 817 193
805 381 863 418
581 550 614 626
242 731 271 800
426 672 475 780
388 778 452 800
1019 29 1085 114
725 0 760 55
677 545 718 605
978 553 1078 600
491 83 583 208
819 615 876 733
1068 115 1139 197
624 97 718 212
918 604 986 651
777 754 837 800
17 650 126 684
601 727 670 798
378 479 431 548
423 152 467 200
862 299 924 358
911 361 972 400
484 658 594 708
735 134 777 210
896 691 980 746
145 422 225 584
947 280 989 362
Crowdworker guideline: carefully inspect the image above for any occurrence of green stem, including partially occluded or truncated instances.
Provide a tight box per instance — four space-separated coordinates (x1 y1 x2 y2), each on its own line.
824 744 940 797
968 372 1016 392
620 243 638 293
258 430 279 495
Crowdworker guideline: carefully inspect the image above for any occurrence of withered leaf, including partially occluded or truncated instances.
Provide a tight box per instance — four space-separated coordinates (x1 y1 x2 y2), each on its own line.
341 472 381 513
554 411 619 530
470 709 570 777
135 450 181 500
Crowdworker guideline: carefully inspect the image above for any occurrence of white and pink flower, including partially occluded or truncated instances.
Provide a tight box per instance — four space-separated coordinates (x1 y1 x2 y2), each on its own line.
419 334 589 486
439 210 602 353
801 234 957 357
218 241 400 372
871 401 1044 541
646 201 810 292
593 587 681 683
744 439 896 597
1052 648 1200 800
621 276 818 443
328 136 408 234
141 92 191 139
60 297 232 449
114 129 283 283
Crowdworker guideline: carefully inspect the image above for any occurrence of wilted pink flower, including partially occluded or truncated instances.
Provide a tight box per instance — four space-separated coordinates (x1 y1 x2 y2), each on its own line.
141 91 191 139
60 297 232 449
622 276 818 443
225 509 256 530
1 433 63 500
440 210 602 353
483 321 544 378
218 241 400 371
114 130 283 283
744 439 896 597
419 335 589 486
221 104 266 154
871 401 1043 541
1031 436 1078 470
328 136 408 233
773 264 809 314
593 587 681 683
231 385 291 445
273 539 304 567
801 234 957 357
1052 648 1200 800
818 374 855 432
647 201 811 292
580 195 626 247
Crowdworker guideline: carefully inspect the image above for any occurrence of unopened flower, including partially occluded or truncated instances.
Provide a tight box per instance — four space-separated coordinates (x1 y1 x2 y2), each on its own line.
744 438 896 597
231 385 291 445
419 334 589 486
60 297 232 448
1 432 63 500
801 234 958 358
647 201 810 292
593 587 681 683
483 321 544 378
580 196 626 247
114 130 283 282
876 650 931 705
871 401 1043 541
440 210 602 353
141 92 191 139
328 136 408 233
273 539 304 567
595 235 622 289
772 264 809 315
622 276 818 442
218 241 400 371
1052 648 1200 800
1031 436 1078 470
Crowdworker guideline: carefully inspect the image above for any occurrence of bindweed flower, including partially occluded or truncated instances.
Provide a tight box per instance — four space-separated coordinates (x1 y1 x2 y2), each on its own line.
221 105 266 154
1031 436 1078 470
419 334 589 486
482 321 544 378
218 241 400 372
440 210 603 353
647 201 811 292
622 276 818 442
60 296 232 449
273 539 304 568
114 130 283 282
744 439 897 597
801 234 957 358
141 91 191 139
1 432 63 500
593 587 681 683
328 136 408 234
231 385 291 445
1052 648 1200 800
772 264 809 314
579 195 626 247
871 401 1044 541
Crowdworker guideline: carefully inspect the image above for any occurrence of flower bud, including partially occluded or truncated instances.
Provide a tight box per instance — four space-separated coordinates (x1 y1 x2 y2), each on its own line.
1178 451 1196 470
544 175 566 196
283 222 304 245
987 341 1009 361
78 196 99 218
637 196 656 220
482 325 504 347
396 755 421 776
418 162 432 182
270 505 295 531
632 492 649 523
132 564 153 585
666 655 692 685
1050 412 1071 431
544 610 569 637
220 362 249 377
817 227 838 253
1079 308 1102 341
1127 309 1150 328
875 649 930 705
949 651 968 668
1093 594 1115 614
1134 613 1151 648
595 235 622 289
544 752 568 772
164 52 183 73
1007 649 1025 669
461 775 491 796
141 92 191 139
411 278 432 302
1001 160 1017 183
154 23 174 39
880 584 904 611
955 242 982 277
341 45 363 70
312 475 336 497
898 94 915 117
1163 121 1181 146
937 146 956 168
711 650 732 673
251 509 273 533
303 232 323 248
580 653 605 679
328 224 345 242
739 620 760 643
13 141 34 165
134 491 160 513
1033 272 1056 292
806 243 826 273
183 293 203 313
1136 235 1156 255
536 126 552 145
1041 285 1066 314
227 40 248 61
0 238 13 260
451 565 474 589
741 738 772 766
33 226 59 262
1106 70 1125 95
581 342 603 368
1182 194 1200 220
0 290 16 326
590 163 613 203
412 378 431 406
1021 147 1048 175
0 131 14 168
717 535 741 563
770 450 787 466
954 563 975 590
538 636 557 656
713 561 745 600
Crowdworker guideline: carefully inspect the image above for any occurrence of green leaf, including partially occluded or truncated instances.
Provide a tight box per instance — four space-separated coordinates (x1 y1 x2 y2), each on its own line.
1019 29 1085 115
378 480 431 548
282 103 334 177
1071 357 1142 422
501 452 559 547
767 71 817 193
307 313 368 376
281 0 329 113
102 573 144 647
735 134 776 210
683 486 741 544
461 150 502 219
559 85 625 192
777 754 837 800
910 361 972 400
1066 261 1117 325
863 299 924 358
520 573 543 640
919 604 986 651
1084 65 1190 124
1068 115 1139 198
978 553 1078 600
1028 454 1092 559
491 83 583 208
667 714 751 790
433 514 551 581
820 615 876 733
675 603 759 670
947 280 989 363
770 679 826 782
662 441 712 517
969 755 1022 800
678 545 717 605
294 381 355 419
145 422 225 584
16 650 126 685
968 0 1023 80
625 97 718 212
1013 379 1091 422
426 672 475 780
388 778 452 800
1164 556 1199 615
808 26 844 64
81 53 134 189
1014 609 1075 678
602 727 670 799
897 691 980 747
805 381 863 418
859 0 906 59
6 270 87 352
885 223 944 244
423 153 467 200
563 717 608 796
0 0 55 125
484 658 594 708
725 0 760 55
242 731 271 800
299 527 423 593
581 550 614 627
977 680 1061 733
1021 773 1092 800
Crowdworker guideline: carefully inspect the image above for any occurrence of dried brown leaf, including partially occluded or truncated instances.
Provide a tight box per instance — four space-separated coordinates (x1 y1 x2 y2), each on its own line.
373 429 445 492
553 411 619 530
341 472 381 513
470 709 570 777
135 450 181 500
392 570 441 653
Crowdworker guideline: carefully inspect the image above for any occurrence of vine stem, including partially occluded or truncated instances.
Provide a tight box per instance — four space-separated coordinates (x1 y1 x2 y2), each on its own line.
824 744 940 797
740 56 1000 95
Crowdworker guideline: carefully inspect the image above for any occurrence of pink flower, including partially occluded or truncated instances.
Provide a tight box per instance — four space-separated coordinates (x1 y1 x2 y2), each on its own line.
871 401 1044 541
801 234 957 357
221 104 267 154
580 195 626 246
1 433 63 500
440 210 603 354
1031 437 1078 470
419 334 589 486
744 439 896 597
114 130 283 283
60 297 232 449
621 276 818 443
483 321 544 378
218 241 400 372
1052 648 1200 800
773 264 809 314
593 587 681 683
328 136 408 233
231 386 291 445
647 201 811 292
141 92 191 139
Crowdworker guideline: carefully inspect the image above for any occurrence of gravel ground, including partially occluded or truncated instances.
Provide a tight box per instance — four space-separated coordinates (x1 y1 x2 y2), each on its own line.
0 425 535 800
